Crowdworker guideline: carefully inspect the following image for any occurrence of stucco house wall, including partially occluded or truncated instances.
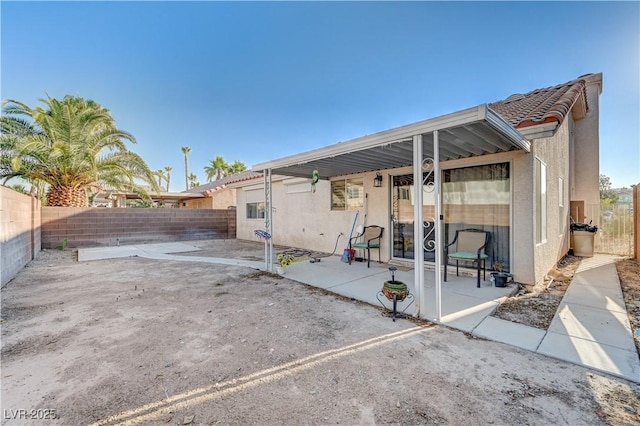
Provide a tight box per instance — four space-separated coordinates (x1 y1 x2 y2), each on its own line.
572 74 602 224
181 188 237 209
238 175 390 256
530 117 572 285
237 153 548 282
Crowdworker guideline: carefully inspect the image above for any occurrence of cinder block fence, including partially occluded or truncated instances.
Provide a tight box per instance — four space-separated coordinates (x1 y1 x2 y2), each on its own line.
41 207 236 249
1 187 41 287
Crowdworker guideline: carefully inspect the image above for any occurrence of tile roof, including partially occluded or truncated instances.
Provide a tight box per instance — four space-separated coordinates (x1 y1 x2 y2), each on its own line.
489 75 590 129
184 170 263 195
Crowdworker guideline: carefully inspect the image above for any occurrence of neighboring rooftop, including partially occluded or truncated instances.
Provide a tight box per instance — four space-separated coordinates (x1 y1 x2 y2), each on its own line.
185 170 263 195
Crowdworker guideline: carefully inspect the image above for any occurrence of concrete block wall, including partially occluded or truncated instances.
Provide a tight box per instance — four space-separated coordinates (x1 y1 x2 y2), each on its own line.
635 185 639 261
1 186 41 287
41 207 236 249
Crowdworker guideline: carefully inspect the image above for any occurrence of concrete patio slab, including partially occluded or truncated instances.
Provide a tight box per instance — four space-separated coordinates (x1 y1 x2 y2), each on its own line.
473 316 546 352
77 245 143 261
139 252 264 269
285 256 388 290
284 255 516 333
78 242 202 262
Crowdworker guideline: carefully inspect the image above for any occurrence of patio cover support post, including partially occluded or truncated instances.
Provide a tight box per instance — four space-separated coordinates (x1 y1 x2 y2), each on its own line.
412 134 425 318
433 130 442 322
264 169 273 272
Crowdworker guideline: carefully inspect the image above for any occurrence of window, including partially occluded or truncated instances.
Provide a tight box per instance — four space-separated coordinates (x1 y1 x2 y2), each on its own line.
246 202 265 219
331 178 363 210
399 187 411 201
559 178 565 235
535 158 547 243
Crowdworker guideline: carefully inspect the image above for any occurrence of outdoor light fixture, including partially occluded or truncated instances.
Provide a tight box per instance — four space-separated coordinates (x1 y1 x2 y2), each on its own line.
374 172 383 187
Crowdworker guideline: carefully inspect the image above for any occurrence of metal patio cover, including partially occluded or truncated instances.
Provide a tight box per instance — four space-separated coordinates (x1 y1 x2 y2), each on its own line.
253 104 531 178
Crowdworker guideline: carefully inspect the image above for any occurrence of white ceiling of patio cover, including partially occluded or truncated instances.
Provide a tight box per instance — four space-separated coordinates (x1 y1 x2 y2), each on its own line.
253 105 530 179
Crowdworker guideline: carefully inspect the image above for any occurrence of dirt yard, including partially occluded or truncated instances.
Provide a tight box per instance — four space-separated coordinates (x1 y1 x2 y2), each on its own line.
492 255 582 329
2 240 639 425
617 258 640 356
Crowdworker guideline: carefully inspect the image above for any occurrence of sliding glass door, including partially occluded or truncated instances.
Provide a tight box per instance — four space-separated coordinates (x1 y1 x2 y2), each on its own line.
443 162 511 271
391 162 511 271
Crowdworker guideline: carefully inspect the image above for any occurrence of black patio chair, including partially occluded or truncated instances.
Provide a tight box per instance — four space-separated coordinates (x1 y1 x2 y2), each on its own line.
349 225 384 268
444 228 490 288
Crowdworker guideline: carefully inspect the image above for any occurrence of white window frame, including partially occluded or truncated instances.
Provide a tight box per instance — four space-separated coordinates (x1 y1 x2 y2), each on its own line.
559 177 565 236
246 202 265 219
331 178 364 211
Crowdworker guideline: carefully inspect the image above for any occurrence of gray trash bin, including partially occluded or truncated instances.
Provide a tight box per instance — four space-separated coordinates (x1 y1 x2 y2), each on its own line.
572 230 595 257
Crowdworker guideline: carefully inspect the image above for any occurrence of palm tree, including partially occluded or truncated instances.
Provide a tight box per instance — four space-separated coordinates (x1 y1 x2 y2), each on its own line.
181 146 191 190
228 160 247 175
8 183 28 194
188 173 200 189
163 166 173 192
156 169 166 189
204 155 228 182
1 95 158 207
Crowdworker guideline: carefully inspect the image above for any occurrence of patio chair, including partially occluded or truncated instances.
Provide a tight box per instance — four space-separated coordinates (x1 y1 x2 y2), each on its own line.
349 225 384 268
444 228 490 288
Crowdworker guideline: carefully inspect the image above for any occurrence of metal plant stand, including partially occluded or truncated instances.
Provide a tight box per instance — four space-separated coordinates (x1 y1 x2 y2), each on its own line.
376 266 414 321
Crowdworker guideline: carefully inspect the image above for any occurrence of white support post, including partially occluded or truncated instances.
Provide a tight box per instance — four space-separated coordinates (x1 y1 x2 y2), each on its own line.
264 169 274 272
412 134 424 318
268 170 273 270
263 171 268 271
433 130 442 322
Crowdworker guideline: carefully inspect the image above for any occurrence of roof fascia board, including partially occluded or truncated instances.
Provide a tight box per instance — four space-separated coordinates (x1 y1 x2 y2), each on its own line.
227 175 288 189
483 105 531 152
517 122 559 139
254 105 529 171
252 106 489 171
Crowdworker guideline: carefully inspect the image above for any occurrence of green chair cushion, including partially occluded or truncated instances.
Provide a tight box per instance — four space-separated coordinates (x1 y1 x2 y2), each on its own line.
448 251 488 260
352 242 380 249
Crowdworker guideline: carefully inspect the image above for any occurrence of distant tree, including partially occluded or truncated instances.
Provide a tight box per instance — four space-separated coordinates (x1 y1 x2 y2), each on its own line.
599 174 618 205
181 146 191 190
127 198 153 208
164 166 173 192
1 95 158 206
228 160 247 174
8 183 28 194
156 169 166 189
188 173 200 189
204 155 227 182
204 157 247 182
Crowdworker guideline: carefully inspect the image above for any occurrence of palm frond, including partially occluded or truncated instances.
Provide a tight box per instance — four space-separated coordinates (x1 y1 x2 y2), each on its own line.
0 95 155 206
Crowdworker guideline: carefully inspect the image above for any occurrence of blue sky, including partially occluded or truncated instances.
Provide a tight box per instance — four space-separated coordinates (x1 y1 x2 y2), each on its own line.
2 1 638 190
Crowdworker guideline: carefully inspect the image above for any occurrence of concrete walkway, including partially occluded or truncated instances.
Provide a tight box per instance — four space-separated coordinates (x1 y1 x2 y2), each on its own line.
78 244 639 383
474 254 640 383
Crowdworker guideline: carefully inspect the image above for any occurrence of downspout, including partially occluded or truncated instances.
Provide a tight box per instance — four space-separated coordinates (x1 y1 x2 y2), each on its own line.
412 134 424 318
